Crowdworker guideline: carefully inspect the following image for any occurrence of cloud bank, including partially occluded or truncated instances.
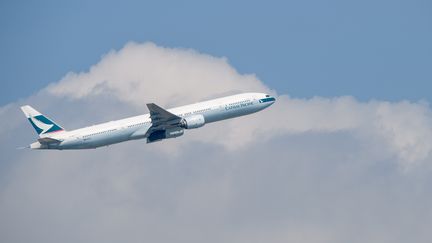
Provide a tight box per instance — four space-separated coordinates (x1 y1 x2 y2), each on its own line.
1 42 432 243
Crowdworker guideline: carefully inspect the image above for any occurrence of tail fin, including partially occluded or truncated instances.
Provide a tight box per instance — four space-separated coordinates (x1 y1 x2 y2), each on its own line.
20 105 65 137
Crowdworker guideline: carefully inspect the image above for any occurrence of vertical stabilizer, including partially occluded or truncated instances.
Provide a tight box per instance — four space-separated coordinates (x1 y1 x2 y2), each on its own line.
20 105 65 137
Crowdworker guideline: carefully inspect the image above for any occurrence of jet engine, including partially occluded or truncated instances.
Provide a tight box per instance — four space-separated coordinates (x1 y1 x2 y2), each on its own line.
180 114 205 129
147 127 184 143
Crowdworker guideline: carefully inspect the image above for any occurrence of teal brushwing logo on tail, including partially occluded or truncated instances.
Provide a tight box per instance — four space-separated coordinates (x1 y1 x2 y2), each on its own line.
21 105 65 136
28 115 63 134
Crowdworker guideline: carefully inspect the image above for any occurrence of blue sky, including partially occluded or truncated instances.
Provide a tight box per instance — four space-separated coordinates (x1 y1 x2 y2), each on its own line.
1 0 431 105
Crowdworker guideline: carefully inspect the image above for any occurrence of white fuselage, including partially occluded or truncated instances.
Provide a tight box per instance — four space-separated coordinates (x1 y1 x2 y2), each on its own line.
31 93 275 149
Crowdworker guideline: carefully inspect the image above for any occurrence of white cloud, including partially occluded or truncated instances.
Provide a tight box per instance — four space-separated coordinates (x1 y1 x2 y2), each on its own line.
44 42 432 168
1 42 432 243
46 42 269 108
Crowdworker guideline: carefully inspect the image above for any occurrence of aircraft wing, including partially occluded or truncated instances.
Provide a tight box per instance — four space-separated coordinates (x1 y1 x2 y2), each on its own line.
146 103 182 129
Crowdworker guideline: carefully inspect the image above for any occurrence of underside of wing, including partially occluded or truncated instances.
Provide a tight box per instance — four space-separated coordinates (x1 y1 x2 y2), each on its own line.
145 103 185 143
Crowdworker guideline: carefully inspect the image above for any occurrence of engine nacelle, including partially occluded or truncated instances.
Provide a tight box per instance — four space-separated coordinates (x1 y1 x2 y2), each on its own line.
181 114 205 129
147 128 184 143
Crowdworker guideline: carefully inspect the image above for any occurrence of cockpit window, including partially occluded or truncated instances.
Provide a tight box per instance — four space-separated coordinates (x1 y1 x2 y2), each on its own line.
259 97 276 103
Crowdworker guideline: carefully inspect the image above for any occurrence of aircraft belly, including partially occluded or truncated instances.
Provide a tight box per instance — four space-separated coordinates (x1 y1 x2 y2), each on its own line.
90 130 131 147
60 129 133 149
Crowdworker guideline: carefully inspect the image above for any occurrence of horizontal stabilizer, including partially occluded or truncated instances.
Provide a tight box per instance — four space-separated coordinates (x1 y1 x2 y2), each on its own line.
16 146 30 150
37 137 62 145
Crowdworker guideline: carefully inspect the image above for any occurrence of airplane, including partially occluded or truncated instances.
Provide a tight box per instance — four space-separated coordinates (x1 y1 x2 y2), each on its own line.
20 92 276 150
